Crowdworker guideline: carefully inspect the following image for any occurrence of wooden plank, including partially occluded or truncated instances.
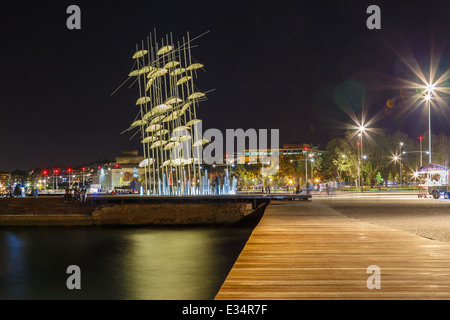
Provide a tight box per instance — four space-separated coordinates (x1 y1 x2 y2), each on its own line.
215 201 450 300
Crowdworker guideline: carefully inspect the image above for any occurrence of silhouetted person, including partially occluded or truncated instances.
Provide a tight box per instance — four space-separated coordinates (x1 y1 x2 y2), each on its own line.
81 187 87 202
14 184 21 198
74 186 80 202
65 187 72 202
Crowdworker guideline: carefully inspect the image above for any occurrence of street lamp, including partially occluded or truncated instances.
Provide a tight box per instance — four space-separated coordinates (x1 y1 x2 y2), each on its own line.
356 140 362 192
357 125 366 192
53 169 59 191
82 167 86 187
424 83 435 164
68 168 72 187
419 136 423 167
398 142 404 189
303 147 308 192
393 156 402 190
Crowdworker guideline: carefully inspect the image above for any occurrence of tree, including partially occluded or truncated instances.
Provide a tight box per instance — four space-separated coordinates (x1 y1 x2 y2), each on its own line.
322 135 360 185
322 138 346 180
234 164 261 189
363 162 375 186
311 156 323 181
376 172 383 184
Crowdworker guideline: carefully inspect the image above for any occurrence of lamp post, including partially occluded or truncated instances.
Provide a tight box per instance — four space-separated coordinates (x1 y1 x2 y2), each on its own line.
82 167 86 187
53 169 59 191
419 136 423 167
68 168 72 187
357 126 366 192
303 147 308 193
399 142 404 189
426 95 432 164
357 141 361 192
424 83 435 164
394 156 402 190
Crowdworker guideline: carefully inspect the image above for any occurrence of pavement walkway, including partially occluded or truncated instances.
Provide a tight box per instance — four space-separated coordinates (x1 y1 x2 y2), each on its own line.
215 200 450 299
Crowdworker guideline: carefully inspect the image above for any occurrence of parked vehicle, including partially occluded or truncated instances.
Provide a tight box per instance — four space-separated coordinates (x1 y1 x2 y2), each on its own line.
417 163 450 199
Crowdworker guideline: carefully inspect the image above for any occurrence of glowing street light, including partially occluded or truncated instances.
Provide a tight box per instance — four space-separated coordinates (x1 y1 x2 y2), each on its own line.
53 169 59 190
385 39 449 167
356 124 367 192
424 83 435 164
68 168 72 187
426 83 436 94
346 111 382 191
419 136 423 167
393 155 402 190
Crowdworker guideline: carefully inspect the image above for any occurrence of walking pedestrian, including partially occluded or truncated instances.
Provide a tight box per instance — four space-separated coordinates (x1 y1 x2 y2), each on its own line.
65 186 72 202
80 187 87 202
74 186 80 202
14 183 21 198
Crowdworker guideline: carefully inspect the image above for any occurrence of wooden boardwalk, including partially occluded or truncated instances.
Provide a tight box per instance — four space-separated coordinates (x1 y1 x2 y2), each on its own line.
215 200 450 299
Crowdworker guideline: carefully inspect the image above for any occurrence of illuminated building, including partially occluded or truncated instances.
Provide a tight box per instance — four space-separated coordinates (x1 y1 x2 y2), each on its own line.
237 143 323 164
0 172 11 195
96 150 146 192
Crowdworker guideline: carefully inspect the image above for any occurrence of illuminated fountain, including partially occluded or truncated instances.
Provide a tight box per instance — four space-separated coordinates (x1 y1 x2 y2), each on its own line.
117 31 236 196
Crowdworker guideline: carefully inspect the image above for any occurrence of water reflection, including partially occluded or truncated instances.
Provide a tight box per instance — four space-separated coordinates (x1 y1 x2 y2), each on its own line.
0 226 252 300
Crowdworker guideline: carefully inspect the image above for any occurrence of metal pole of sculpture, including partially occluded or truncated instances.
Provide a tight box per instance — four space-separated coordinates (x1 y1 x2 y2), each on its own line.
119 31 230 196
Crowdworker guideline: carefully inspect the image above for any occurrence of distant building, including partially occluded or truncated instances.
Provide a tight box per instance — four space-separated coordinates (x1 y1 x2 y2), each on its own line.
0 172 11 194
115 150 145 165
237 143 324 164
97 150 145 192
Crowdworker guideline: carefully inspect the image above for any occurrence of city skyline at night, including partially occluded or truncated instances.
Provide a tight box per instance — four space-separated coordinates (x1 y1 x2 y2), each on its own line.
0 1 448 173
2 1 450 304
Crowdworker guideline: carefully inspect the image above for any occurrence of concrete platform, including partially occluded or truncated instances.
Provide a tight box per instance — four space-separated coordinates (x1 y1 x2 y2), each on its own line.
89 193 311 208
0 194 309 226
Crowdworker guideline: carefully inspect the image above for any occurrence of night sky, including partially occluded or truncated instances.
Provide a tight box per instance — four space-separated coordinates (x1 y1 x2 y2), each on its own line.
0 1 448 171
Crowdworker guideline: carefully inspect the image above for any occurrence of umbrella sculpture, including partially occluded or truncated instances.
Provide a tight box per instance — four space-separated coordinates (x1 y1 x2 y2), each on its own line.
118 31 237 196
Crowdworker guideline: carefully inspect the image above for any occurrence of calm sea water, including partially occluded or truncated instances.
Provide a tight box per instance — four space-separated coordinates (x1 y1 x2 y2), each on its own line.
0 226 253 300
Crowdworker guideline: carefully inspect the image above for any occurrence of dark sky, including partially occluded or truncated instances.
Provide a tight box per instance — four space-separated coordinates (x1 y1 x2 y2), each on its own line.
0 0 448 171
